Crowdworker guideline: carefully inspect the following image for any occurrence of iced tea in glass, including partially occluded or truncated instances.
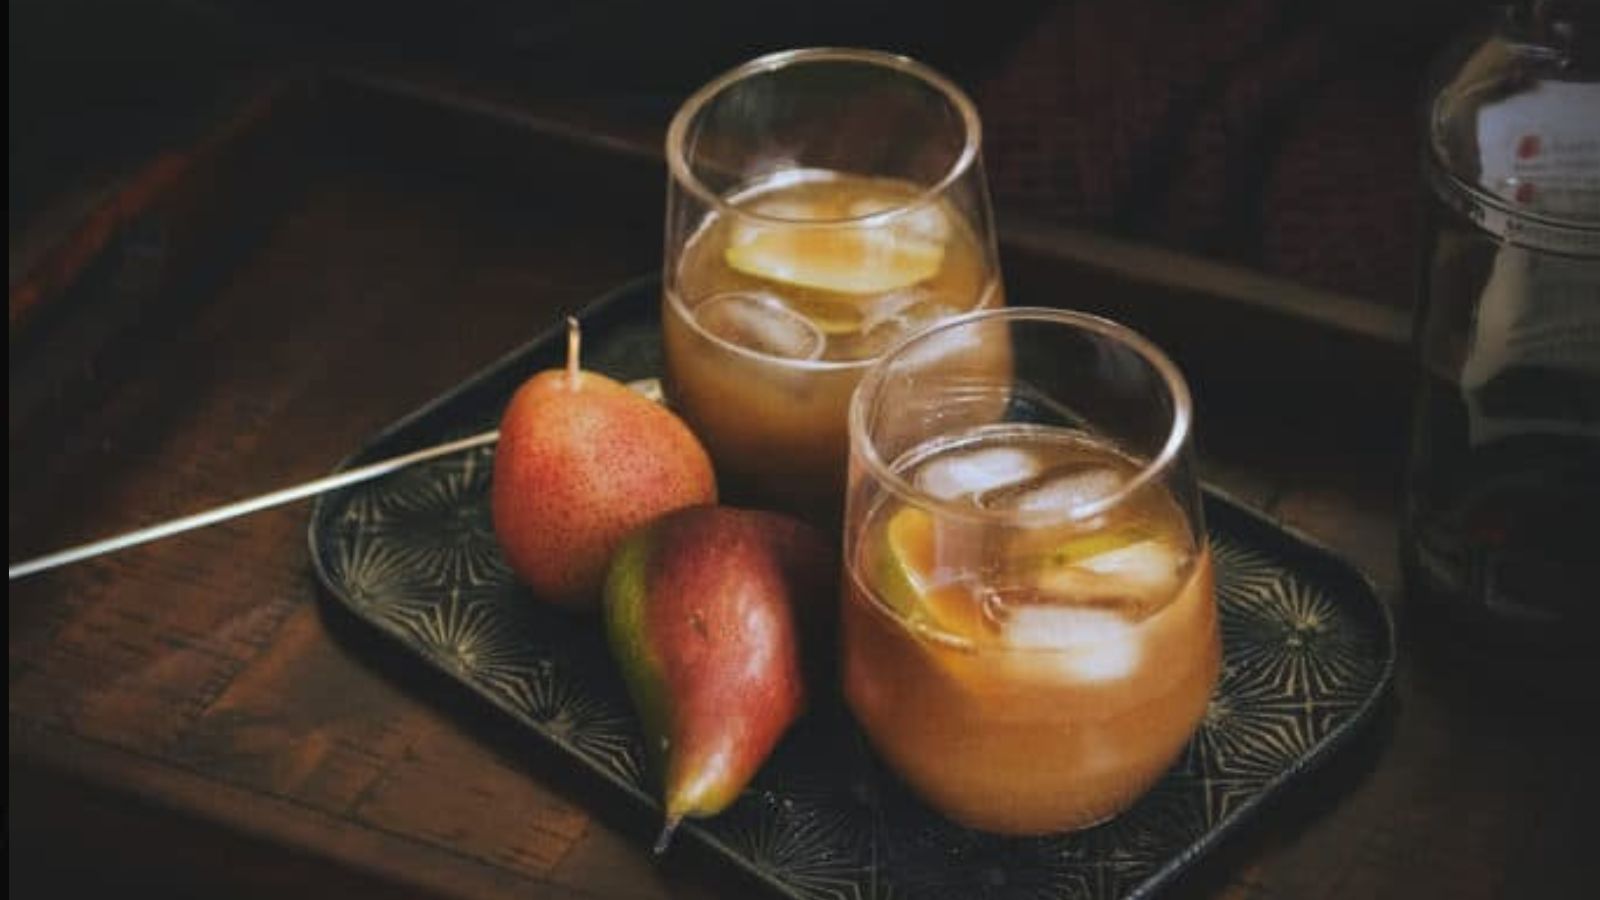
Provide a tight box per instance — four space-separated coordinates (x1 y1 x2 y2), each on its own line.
843 308 1219 834
663 49 1003 524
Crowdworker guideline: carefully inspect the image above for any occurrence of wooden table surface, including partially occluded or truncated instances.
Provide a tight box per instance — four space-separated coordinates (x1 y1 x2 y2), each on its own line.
9 75 1595 900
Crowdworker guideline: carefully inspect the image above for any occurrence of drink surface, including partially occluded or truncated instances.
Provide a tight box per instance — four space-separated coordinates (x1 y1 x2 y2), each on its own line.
663 170 999 523
842 424 1220 834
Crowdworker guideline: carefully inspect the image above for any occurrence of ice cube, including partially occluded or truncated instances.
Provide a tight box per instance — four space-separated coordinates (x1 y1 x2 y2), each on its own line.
728 201 810 252
1001 605 1142 681
748 197 827 221
846 197 897 218
692 292 824 361
1035 539 1184 608
903 206 951 243
848 198 951 243
915 447 1040 501
870 288 962 335
727 198 831 253
979 465 1126 515
861 288 934 332
828 288 961 359
1002 605 1133 648
1075 540 1183 589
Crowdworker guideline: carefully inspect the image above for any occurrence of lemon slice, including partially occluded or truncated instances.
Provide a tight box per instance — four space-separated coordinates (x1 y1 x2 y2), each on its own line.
875 507 983 638
1043 528 1154 567
726 227 944 295
878 506 936 616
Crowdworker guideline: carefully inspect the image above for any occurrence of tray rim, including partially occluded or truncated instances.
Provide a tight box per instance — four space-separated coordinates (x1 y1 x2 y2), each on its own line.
307 273 1397 900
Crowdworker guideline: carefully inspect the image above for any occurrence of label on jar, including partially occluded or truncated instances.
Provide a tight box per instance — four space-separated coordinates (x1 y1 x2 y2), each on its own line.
1453 80 1600 446
1476 80 1600 220
1427 80 1600 257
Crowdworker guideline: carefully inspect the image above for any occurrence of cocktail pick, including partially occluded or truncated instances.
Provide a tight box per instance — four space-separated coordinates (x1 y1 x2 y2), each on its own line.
8 375 668 583
8 430 501 581
8 375 667 582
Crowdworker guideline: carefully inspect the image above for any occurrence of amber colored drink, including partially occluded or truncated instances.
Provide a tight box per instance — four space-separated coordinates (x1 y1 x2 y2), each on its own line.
842 424 1221 834
663 170 1001 522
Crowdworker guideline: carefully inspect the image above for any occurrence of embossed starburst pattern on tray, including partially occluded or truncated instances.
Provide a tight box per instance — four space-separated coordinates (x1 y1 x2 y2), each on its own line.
310 278 1394 900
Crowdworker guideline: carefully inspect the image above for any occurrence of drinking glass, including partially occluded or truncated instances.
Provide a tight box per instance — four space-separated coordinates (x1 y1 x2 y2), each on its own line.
842 307 1219 834
662 48 1003 526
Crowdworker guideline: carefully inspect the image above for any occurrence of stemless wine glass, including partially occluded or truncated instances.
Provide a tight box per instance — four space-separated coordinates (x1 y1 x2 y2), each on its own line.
842 308 1220 835
662 48 1003 526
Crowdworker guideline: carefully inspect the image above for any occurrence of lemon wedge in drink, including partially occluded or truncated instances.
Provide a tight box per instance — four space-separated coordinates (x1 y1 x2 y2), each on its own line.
726 226 944 296
1043 528 1154 567
875 507 984 640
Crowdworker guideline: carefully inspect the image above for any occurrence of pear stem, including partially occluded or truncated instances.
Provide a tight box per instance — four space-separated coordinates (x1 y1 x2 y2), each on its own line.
652 815 683 856
565 315 581 390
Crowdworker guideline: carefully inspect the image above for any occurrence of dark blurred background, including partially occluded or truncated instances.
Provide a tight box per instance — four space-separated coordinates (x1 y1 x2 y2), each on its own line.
11 0 1489 310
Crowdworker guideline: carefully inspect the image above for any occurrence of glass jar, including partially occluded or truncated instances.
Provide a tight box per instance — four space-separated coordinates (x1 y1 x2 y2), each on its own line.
1405 0 1600 680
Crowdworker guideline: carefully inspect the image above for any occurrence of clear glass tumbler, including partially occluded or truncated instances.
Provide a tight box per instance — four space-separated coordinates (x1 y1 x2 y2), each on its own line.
662 48 1003 526
842 307 1219 834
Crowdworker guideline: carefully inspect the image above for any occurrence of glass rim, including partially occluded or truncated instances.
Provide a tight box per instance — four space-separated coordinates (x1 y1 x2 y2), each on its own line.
1426 155 1600 235
665 47 985 230
848 306 1197 525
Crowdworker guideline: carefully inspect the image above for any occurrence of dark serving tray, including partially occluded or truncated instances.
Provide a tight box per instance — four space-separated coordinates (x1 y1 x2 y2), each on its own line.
308 276 1395 900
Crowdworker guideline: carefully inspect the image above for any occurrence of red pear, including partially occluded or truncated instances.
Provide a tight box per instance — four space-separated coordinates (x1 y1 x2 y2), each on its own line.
492 319 716 607
601 505 835 849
